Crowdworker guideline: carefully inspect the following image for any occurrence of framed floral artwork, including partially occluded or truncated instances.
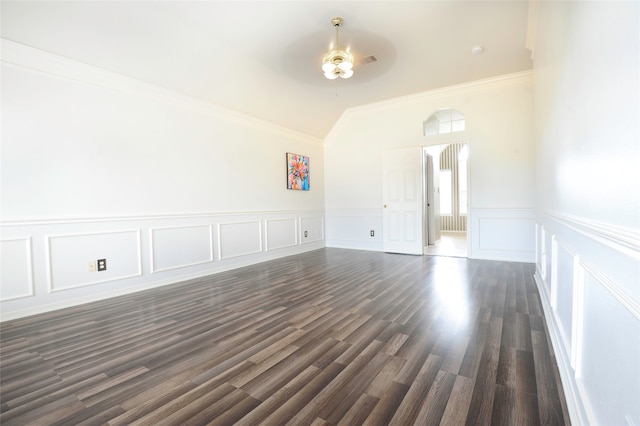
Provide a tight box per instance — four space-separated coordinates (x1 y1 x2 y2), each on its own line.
286 153 309 190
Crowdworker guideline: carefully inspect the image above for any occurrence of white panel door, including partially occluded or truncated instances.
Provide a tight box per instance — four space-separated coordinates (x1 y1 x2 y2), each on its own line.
383 147 424 255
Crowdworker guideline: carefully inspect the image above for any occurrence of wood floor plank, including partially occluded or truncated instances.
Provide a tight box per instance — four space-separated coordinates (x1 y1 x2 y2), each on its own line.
516 388 541 426
440 374 474 425
2 374 104 419
233 365 322 425
413 369 457 425
531 330 568 425
0 249 570 425
465 374 496 424
365 356 406 398
516 349 538 395
228 345 300 389
320 351 389 424
4 394 84 426
496 344 517 388
336 393 379 426
492 383 517 426
362 380 409 426
240 338 341 401
265 362 345 425
458 323 489 379
440 334 471 375
208 394 262 426
287 340 385 425
156 386 249 426
110 377 198 425
389 354 443 425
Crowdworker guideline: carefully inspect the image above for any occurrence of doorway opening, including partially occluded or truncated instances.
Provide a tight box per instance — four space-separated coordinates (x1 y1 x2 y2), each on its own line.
423 109 469 258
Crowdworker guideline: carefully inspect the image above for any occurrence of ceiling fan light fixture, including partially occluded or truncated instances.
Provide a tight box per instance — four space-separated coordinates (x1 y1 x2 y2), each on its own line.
322 17 354 80
322 62 335 73
337 58 353 71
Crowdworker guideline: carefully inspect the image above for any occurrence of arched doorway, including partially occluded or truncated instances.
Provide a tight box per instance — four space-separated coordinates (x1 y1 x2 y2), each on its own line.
423 109 469 257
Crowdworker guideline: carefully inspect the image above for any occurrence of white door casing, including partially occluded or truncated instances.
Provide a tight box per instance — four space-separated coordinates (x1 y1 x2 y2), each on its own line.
425 152 436 246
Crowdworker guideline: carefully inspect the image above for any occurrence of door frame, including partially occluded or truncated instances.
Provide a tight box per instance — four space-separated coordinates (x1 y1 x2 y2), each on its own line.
422 134 471 257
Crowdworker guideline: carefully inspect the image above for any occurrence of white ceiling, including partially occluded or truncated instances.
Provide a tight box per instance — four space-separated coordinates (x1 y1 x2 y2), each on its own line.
1 1 533 139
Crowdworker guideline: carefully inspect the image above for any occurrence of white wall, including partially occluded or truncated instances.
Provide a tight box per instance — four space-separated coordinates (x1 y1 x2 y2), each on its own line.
325 72 537 261
533 2 640 425
1 41 325 220
0 40 325 320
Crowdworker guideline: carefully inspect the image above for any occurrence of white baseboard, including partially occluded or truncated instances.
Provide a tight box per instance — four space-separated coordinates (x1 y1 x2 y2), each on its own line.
1 243 324 322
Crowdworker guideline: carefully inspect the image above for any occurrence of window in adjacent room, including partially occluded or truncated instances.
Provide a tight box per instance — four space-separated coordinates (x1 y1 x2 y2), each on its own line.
424 108 466 136
440 169 452 215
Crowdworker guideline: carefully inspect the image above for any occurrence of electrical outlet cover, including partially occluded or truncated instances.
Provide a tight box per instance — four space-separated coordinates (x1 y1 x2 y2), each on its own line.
97 259 107 271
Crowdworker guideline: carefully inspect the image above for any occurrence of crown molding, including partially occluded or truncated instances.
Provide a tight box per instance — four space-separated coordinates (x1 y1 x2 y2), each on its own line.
1 39 323 146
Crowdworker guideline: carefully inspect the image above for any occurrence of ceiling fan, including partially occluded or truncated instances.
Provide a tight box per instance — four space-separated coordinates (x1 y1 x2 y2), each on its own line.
321 17 379 80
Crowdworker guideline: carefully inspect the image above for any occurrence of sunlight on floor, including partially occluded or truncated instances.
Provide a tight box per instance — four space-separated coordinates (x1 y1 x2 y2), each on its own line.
424 231 468 258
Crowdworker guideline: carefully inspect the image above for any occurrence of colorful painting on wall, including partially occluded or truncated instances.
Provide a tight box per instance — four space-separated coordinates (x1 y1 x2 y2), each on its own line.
286 153 310 191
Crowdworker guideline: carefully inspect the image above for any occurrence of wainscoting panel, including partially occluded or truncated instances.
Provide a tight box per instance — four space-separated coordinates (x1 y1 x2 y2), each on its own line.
327 208 537 260
0 238 34 301
534 213 640 426
544 227 553 287
325 209 382 251
300 215 324 245
536 224 543 272
265 218 298 251
552 240 577 358
47 230 142 292
479 217 533 251
150 225 213 273
578 267 640 425
1 210 325 321
470 209 536 262
217 221 262 260
536 225 551 295
326 216 365 241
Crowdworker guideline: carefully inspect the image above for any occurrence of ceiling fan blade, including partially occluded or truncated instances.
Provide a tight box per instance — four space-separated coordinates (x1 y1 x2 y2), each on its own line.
359 55 378 65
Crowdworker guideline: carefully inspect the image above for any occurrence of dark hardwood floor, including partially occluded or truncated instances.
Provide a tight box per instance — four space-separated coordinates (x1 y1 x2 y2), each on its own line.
0 248 570 425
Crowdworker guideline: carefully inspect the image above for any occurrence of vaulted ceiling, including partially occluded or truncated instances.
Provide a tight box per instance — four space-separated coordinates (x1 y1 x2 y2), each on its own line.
1 1 533 139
